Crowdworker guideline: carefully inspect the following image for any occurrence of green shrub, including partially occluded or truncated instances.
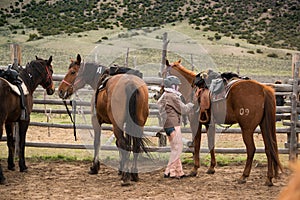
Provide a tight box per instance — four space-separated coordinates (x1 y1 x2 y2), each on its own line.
256 49 263 54
267 53 279 58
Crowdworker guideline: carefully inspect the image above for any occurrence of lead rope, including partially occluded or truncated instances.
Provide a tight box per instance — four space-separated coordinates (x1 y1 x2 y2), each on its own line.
63 100 77 141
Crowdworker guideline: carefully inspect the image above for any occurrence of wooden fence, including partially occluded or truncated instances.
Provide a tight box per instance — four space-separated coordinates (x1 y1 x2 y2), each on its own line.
1 54 300 160
0 72 299 157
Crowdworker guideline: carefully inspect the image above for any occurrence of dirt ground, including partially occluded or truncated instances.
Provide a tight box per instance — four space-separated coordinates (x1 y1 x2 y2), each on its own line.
0 160 292 200
0 127 295 200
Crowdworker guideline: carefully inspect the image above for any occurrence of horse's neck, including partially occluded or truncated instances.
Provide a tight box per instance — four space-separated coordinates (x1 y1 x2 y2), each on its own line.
172 65 196 84
19 69 35 94
80 66 104 90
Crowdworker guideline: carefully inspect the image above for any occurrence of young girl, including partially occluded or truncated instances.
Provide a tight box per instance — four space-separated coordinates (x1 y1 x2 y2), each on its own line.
157 75 194 179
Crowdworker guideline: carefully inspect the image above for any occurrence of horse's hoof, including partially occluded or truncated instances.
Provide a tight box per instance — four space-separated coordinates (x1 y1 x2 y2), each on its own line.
265 178 274 187
118 170 122 176
121 180 131 186
131 173 139 182
20 166 28 172
188 171 197 177
88 166 99 175
206 168 215 174
8 165 15 171
237 179 246 184
0 177 6 185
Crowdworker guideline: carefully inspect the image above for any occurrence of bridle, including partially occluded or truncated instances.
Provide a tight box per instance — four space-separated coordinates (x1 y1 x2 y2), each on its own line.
41 64 54 90
61 61 86 92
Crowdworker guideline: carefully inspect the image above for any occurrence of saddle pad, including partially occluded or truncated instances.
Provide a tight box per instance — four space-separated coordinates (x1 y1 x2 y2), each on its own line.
0 77 29 96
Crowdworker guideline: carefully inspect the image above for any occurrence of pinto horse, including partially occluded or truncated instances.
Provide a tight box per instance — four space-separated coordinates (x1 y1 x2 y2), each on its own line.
0 56 55 184
58 54 150 186
165 59 282 186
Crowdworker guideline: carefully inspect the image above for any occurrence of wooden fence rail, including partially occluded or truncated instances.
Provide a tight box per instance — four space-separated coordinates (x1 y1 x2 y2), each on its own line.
1 58 300 158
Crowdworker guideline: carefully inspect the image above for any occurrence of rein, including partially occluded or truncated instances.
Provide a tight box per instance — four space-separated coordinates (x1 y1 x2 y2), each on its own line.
63 100 77 141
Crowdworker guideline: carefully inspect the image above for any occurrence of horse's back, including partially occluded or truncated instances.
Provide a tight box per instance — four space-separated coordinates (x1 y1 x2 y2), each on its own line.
224 80 274 127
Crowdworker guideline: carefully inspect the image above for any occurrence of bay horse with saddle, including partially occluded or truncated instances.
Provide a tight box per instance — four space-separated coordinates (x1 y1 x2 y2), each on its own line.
0 56 55 184
58 54 150 186
164 59 282 186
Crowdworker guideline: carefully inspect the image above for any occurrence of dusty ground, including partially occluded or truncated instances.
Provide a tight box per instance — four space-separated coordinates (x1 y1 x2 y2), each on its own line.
0 127 295 200
0 160 292 200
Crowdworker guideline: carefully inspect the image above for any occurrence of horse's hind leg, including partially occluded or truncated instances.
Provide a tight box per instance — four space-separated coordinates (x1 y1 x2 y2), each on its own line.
115 127 131 186
18 121 29 172
131 137 140 182
5 123 15 171
238 129 256 184
89 116 101 175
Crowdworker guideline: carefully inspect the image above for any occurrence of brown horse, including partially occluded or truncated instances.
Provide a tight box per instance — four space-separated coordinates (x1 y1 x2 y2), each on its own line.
58 54 108 175
58 54 150 186
0 56 55 184
165 59 282 186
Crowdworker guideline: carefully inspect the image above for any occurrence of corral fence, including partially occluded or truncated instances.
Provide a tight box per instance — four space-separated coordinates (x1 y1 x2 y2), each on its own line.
0 45 300 161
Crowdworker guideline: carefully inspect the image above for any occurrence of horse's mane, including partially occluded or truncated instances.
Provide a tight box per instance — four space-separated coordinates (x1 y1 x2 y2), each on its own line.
19 59 46 89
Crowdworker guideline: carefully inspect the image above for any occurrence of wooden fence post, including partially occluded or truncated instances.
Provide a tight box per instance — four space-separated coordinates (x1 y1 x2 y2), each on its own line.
10 44 21 66
290 53 300 160
160 32 169 77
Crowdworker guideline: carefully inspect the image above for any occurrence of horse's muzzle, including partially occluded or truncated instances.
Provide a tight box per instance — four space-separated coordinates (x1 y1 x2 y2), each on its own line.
46 85 55 95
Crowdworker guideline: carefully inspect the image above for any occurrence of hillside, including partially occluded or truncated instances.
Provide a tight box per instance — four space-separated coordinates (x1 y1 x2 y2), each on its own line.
0 0 300 51
0 0 298 84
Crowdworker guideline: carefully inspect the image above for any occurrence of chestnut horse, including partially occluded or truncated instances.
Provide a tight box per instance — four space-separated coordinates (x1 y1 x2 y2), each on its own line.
165 59 282 186
58 54 150 186
0 56 55 184
58 54 108 175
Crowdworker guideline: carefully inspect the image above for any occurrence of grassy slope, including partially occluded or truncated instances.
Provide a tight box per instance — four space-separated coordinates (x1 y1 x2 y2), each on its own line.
0 20 296 82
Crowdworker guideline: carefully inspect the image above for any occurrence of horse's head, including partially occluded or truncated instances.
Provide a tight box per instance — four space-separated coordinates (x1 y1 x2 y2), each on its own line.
153 85 165 101
163 59 182 78
33 56 55 95
58 54 81 99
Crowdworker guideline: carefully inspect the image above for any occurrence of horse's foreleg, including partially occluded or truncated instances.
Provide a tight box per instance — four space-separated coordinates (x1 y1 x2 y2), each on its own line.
18 121 29 172
89 116 101 175
0 164 6 184
189 124 202 177
238 130 256 184
5 123 15 171
207 124 216 174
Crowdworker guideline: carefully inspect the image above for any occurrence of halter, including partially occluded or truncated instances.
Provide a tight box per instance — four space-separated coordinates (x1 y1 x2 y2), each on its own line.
61 61 86 91
41 64 54 90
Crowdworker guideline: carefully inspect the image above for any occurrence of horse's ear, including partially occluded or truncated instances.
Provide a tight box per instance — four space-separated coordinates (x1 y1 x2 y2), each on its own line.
36 56 38 60
178 59 181 64
47 56 53 65
76 54 81 64
166 59 170 66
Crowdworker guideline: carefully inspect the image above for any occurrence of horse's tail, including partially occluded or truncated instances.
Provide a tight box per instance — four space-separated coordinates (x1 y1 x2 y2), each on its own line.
125 81 149 155
261 86 283 176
